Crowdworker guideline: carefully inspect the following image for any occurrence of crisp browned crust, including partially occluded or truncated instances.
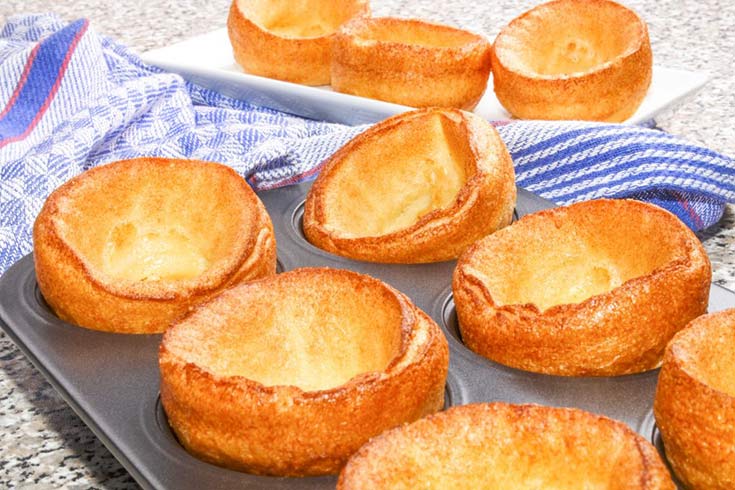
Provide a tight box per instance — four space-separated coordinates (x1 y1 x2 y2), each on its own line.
453 199 711 376
32 157 276 334
159 267 449 476
654 308 735 489
227 0 368 85
303 108 516 263
331 17 492 109
338 402 675 489
491 0 652 121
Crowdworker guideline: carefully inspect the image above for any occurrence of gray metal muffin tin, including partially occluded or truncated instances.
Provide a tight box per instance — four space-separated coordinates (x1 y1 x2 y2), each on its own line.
1 181 733 489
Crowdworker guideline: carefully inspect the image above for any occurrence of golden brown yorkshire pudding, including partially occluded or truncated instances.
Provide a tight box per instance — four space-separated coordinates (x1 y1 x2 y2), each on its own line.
331 16 492 109
338 403 675 490
303 108 516 263
453 199 711 376
159 267 449 476
491 0 652 121
33 157 276 334
654 309 735 490
227 0 368 85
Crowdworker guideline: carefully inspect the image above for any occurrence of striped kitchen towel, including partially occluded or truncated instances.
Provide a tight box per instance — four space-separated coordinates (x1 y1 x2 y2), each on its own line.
1 14 734 273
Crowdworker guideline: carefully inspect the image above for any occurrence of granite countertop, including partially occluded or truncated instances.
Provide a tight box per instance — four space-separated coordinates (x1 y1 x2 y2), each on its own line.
0 0 733 488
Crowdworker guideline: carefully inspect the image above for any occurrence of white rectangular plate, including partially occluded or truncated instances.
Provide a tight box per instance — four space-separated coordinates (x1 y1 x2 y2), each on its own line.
141 28 709 127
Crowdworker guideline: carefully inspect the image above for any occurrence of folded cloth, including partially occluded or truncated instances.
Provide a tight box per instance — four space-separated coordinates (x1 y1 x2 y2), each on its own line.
1 14 733 274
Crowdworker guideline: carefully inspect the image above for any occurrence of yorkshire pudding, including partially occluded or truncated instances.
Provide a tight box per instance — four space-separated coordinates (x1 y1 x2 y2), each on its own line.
491 0 652 121
654 308 735 490
33 157 276 334
338 403 675 489
159 267 449 476
303 108 516 263
452 199 711 376
331 17 492 109
227 0 368 85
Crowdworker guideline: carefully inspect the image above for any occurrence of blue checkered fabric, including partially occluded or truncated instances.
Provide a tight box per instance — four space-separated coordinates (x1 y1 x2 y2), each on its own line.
1 14 734 273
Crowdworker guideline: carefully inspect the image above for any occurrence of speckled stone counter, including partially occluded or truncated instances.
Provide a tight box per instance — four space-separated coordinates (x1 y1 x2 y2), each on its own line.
0 1 733 488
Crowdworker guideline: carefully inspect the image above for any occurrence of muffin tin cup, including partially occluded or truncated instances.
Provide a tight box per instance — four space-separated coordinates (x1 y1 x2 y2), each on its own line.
1 181 733 489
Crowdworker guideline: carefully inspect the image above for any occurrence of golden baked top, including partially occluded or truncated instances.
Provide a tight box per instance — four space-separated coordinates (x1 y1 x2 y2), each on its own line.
653 308 735 490
668 309 735 397
490 0 652 121
39 159 263 294
303 108 516 263
338 403 674 489
234 0 367 39
460 199 701 312
452 198 711 376
159 266 449 476
331 17 493 109
33 157 276 333
163 268 418 392
341 16 485 49
494 0 647 78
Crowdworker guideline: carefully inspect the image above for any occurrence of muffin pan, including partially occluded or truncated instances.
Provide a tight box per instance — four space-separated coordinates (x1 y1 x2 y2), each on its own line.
1 181 733 489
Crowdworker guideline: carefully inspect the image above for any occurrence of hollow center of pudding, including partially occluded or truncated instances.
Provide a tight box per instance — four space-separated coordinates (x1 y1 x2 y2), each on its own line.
680 321 735 396
240 0 364 38
496 0 642 76
102 224 208 282
168 272 405 391
513 254 625 311
353 407 646 489
54 162 250 284
356 20 478 48
476 249 635 312
469 205 685 311
322 112 471 237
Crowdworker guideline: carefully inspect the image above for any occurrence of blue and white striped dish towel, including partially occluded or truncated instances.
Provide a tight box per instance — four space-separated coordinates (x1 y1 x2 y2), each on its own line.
1 14 734 274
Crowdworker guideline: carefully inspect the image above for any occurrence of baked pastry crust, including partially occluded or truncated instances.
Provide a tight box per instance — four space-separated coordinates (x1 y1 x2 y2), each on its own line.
453 198 711 376
159 267 449 476
331 17 492 109
491 0 652 121
33 157 276 334
338 402 675 489
303 108 516 263
654 308 735 490
227 0 368 85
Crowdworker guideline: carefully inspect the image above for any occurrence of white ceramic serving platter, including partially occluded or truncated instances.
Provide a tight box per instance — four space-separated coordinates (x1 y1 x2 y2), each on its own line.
141 28 709 127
